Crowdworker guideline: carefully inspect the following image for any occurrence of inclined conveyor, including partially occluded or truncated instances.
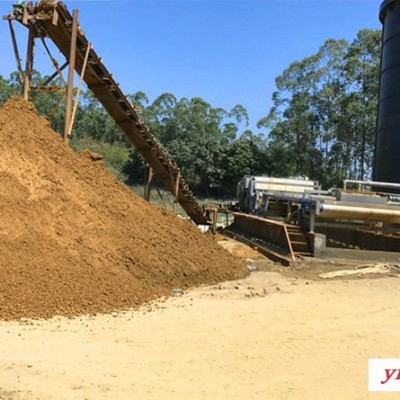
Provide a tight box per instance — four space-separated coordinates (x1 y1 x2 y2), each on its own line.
5 1 208 225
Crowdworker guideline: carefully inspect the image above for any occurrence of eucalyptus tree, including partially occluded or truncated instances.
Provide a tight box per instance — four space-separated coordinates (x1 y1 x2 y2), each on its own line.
258 53 322 180
124 94 229 195
258 28 381 187
222 130 270 194
123 93 265 197
343 29 381 180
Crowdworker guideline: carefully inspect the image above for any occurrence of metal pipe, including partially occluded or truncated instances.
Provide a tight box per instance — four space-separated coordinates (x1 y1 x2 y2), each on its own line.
320 203 400 223
344 179 400 190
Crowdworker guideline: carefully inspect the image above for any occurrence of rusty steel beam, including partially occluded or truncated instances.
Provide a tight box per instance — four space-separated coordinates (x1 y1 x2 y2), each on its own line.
40 37 67 85
23 24 35 100
39 61 68 87
8 20 24 86
68 42 92 137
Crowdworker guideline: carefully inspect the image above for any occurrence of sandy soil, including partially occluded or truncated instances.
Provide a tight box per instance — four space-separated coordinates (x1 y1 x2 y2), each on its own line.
0 97 246 320
0 265 399 400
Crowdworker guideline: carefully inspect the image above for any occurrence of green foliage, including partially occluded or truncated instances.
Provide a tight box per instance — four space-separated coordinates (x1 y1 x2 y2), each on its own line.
71 137 130 180
222 132 269 193
258 29 381 188
123 94 267 197
0 27 382 197
72 91 126 144
0 72 21 104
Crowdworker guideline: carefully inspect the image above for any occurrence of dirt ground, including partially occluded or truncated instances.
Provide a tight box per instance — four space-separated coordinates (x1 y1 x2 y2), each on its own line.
0 242 399 400
0 98 246 320
1 98 400 399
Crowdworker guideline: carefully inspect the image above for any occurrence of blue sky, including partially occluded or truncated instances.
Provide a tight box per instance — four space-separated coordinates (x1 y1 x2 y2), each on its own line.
0 0 382 133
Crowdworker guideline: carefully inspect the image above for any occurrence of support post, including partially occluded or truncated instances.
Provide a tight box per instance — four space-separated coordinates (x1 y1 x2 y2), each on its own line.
144 165 153 201
309 211 315 233
8 20 24 86
39 61 68 88
40 37 67 85
309 200 320 233
173 169 180 213
68 43 92 137
23 24 35 100
212 209 218 234
64 9 79 144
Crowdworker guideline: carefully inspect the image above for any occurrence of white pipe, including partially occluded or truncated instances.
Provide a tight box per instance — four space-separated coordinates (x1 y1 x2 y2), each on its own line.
344 179 400 190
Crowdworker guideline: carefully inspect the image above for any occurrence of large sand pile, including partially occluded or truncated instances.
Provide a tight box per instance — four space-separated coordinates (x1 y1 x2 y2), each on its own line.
0 97 246 320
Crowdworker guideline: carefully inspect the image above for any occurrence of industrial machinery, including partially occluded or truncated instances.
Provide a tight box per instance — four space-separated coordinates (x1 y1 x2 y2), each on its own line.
236 176 400 230
237 175 319 217
227 0 400 261
230 175 400 263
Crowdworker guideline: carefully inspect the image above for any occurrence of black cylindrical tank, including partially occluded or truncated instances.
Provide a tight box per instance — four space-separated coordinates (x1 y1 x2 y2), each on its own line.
374 0 400 183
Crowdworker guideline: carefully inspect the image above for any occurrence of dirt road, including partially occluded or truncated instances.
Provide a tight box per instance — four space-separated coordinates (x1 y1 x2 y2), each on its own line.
0 269 399 400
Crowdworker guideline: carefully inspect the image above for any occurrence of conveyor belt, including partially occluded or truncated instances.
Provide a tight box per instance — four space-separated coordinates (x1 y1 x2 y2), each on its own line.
9 1 208 225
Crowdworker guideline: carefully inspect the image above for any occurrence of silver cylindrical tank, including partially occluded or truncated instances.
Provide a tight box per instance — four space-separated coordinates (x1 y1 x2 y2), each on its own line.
374 0 400 185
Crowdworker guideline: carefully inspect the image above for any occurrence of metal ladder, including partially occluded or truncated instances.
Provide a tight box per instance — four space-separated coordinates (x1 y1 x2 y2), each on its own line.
284 225 313 259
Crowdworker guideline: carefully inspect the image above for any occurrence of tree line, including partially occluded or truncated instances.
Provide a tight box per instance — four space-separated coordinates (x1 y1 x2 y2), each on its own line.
0 28 381 197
